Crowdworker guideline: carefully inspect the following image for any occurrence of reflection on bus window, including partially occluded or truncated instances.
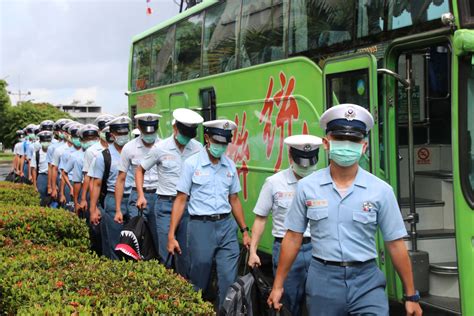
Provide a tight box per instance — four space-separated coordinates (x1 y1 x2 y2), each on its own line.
132 38 151 91
151 27 175 86
327 69 370 109
175 13 203 82
467 63 474 192
289 0 354 54
357 0 385 37
239 0 285 67
202 1 240 76
388 0 449 30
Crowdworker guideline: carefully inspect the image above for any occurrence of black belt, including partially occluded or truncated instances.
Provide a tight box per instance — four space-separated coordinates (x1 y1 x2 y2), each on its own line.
274 237 311 244
314 257 375 267
157 194 176 201
133 187 157 194
190 213 230 222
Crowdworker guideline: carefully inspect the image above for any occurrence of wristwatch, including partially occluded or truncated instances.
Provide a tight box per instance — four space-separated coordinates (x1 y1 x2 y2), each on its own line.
403 290 420 302
240 226 250 233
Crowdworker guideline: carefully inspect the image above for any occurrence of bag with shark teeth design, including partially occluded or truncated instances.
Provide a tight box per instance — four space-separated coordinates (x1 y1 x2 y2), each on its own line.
114 210 158 261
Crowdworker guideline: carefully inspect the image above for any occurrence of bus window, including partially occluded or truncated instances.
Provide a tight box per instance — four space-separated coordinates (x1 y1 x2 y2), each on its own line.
239 0 285 67
130 105 137 129
175 13 203 82
387 0 450 30
132 38 152 91
151 27 175 86
202 1 240 76
200 88 216 122
289 0 354 54
356 0 385 37
326 69 370 109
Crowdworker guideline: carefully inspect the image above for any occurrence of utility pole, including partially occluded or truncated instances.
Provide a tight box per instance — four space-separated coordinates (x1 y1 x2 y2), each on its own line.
7 76 31 104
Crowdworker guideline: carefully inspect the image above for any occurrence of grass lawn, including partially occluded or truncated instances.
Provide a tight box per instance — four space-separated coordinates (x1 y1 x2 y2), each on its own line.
0 152 14 163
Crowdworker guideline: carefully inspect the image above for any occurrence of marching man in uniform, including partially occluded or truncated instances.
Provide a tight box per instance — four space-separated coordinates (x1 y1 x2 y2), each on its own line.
248 134 322 316
138 108 203 274
115 113 160 230
268 104 423 316
167 119 251 307
31 131 53 204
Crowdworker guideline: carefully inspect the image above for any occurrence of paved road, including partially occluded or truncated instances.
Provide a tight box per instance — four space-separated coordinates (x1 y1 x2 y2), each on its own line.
0 163 11 181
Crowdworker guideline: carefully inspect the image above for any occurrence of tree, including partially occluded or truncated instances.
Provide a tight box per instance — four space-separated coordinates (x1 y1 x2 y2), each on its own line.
0 80 12 134
1 101 71 149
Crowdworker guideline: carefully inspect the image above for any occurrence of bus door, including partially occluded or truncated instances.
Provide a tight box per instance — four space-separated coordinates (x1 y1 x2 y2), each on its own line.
322 53 398 298
384 41 461 314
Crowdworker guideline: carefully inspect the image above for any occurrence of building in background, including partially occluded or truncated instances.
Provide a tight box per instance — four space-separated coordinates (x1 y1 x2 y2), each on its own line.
55 100 102 124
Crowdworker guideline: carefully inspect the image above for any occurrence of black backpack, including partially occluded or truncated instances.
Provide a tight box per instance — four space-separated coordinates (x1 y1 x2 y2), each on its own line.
99 149 111 208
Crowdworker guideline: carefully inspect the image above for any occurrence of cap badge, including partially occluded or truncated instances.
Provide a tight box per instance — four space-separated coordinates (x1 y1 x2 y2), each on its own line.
147 115 152 121
303 144 312 152
121 118 126 123
345 107 356 121
223 122 230 129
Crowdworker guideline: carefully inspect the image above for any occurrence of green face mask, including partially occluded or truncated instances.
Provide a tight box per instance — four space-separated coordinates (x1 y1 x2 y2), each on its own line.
329 140 364 167
99 131 107 141
292 163 317 178
72 137 81 147
176 133 191 146
59 133 65 140
82 140 98 150
141 133 157 144
41 142 51 150
209 142 228 158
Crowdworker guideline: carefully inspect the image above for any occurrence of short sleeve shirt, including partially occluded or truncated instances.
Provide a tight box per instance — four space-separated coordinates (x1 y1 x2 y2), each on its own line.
119 137 159 189
254 168 310 238
176 148 241 216
63 148 81 181
71 151 86 183
82 142 105 173
14 142 23 155
285 166 407 262
46 141 62 164
88 144 122 192
51 143 69 167
30 149 48 174
59 146 76 171
141 136 202 196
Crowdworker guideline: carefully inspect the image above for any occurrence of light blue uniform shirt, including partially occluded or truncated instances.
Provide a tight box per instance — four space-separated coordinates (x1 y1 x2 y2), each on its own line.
176 147 241 216
71 151 86 183
46 140 63 164
59 146 76 171
141 136 202 195
63 148 81 181
285 166 407 262
88 144 122 193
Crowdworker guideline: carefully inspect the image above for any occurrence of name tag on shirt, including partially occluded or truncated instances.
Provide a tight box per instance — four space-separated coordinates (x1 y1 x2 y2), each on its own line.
194 170 210 177
306 199 328 208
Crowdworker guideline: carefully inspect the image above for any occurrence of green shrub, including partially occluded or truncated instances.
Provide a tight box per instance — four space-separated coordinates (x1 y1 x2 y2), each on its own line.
0 182 39 206
0 245 215 314
0 204 89 251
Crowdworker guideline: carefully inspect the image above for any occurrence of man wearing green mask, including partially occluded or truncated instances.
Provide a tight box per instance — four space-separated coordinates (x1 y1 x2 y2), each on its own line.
59 123 83 211
137 108 203 274
115 113 161 236
268 104 422 316
31 131 53 205
167 119 251 308
248 134 322 316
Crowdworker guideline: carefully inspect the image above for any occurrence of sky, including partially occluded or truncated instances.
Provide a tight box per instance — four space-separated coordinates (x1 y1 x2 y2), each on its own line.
0 0 180 115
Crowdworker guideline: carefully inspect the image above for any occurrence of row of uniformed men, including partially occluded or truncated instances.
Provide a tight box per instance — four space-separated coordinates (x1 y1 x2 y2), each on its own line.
11 103 422 315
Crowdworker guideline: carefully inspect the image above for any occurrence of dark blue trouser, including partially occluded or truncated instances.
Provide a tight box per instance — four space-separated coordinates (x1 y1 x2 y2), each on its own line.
273 241 312 316
100 192 132 260
306 257 389 315
36 174 48 203
153 197 189 275
187 215 239 308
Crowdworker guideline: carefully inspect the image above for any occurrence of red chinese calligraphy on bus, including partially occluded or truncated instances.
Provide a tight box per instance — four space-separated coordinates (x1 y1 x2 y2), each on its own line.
259 72 306 171
227 112 250 200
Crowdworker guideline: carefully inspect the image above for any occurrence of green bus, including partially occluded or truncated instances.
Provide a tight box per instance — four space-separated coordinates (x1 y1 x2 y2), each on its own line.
128 1 474 314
